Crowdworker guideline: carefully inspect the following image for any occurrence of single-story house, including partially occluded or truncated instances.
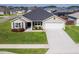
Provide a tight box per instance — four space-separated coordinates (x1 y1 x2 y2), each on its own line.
11 7 65 32
68 12 79 26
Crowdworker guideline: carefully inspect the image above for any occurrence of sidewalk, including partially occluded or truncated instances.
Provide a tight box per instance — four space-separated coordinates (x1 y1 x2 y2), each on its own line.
0 44 48 48
0 51 15 54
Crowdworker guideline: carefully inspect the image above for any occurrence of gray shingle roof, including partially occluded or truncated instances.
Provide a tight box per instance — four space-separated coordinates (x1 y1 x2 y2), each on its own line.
23 7 52 21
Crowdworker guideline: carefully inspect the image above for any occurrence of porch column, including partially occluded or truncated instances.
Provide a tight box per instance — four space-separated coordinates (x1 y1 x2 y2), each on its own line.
22 22 23 28
11 22 14 29
11 22 15 29
23 22 26 29
31 22 33 30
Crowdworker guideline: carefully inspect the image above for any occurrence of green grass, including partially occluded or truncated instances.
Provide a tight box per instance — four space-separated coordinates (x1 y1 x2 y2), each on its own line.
65 25 79 43
0 17 3 19
0 21 47 44
0 49 48 54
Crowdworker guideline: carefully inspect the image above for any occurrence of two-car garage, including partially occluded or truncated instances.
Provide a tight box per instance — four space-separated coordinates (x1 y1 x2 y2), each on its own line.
43 22 65 29
43 16 65 30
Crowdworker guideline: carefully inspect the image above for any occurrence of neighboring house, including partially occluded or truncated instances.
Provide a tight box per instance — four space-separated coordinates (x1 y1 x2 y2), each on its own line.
16 10 26 15
44 8 56 13
26 9 32 13
60 16 77 25
67 16 77 25
0 11 4 15
0 6 10 15
10 9 16 14
11 7 65 32
0 7 7 15
68 12 79 26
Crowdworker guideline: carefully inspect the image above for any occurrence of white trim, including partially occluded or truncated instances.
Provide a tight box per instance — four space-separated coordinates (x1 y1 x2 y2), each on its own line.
11 22 13 29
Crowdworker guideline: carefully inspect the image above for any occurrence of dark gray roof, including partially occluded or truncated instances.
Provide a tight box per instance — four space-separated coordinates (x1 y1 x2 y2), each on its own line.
23 7 52 21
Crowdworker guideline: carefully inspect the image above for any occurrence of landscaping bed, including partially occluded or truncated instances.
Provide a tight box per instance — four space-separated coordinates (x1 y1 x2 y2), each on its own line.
0 21 47 44
0 49 48 54
65 25 79 43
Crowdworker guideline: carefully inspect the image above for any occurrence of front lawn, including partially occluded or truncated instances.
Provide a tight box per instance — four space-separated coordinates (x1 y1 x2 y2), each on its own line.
0 21 47 44
0 49 48 54
65 25 79 43
0 17 3 19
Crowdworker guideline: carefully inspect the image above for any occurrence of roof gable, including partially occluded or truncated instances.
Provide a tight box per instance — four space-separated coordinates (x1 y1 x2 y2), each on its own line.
12 16 32 22
43 15 65 23
23 7 53 21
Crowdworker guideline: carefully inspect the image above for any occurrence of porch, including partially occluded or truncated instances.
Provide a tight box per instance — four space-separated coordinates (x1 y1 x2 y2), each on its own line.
11 20 43 32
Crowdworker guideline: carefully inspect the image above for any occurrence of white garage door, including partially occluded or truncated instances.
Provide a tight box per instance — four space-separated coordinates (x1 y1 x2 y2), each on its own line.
43 22 65 29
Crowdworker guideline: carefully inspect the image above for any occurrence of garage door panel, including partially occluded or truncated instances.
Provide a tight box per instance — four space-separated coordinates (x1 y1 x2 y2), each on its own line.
43 23 64 29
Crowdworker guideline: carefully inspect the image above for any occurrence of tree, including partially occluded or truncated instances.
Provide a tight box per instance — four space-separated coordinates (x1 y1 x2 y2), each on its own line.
67 6 79 9
43 5 57 8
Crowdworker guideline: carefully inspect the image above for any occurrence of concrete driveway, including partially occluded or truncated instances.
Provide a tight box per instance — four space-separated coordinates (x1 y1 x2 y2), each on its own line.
46 29 79 54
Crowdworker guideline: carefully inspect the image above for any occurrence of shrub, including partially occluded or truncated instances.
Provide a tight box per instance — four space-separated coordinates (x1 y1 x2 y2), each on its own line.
11 28 25 32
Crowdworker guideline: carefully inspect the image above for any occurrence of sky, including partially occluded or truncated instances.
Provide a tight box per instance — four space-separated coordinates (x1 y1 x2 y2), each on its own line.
0 4 79 7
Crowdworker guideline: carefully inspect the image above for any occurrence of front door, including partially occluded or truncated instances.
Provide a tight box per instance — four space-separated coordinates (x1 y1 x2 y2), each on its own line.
25 22 31 29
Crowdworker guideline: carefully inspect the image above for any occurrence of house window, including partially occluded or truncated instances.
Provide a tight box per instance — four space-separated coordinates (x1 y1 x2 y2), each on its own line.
33 21 42 26
33 21 37 25
40 22 42 25
34 22 37 25
37 22 42 25
15 23 21 28
38 22 40 25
